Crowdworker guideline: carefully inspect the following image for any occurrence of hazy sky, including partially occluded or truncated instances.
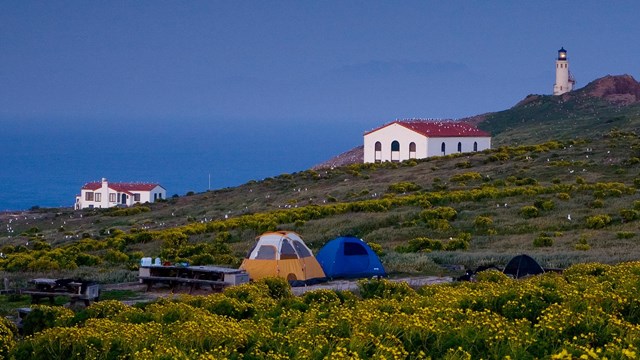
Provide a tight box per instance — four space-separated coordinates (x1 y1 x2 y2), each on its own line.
2 1 639 126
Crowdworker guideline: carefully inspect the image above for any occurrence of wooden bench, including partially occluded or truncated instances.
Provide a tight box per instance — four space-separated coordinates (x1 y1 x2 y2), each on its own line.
21 289 99 306
21 279 100 306
139 276 226 293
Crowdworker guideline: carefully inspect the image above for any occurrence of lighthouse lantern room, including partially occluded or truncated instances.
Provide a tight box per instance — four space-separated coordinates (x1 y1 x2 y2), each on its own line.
553 47 575 95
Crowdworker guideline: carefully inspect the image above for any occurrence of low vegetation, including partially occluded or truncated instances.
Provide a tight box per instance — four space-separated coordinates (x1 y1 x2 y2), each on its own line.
3 263 640 359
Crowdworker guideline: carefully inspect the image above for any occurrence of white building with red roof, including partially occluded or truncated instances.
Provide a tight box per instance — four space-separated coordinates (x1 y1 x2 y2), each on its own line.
364 119 491 163
75 178 166 210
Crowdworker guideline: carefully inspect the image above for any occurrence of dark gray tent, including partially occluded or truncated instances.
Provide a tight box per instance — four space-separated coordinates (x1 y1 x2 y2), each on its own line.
503 254 544 279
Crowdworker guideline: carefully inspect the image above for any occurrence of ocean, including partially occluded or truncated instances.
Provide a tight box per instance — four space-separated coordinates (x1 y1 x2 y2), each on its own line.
0 117 365 211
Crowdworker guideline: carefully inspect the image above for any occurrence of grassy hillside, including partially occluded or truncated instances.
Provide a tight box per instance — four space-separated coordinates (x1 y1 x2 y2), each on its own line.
480 95 640 146
3 77 640 282
479 75 640 145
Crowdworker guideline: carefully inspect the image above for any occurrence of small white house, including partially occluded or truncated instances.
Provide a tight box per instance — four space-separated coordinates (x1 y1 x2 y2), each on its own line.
75 178 166 210
363 119 491 163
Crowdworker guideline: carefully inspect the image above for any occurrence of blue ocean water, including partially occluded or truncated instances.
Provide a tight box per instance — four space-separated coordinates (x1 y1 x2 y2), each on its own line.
0 117 366 211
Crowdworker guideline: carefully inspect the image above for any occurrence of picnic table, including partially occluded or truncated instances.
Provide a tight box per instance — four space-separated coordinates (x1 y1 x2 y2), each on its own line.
21 278 100 306
138 265 249 293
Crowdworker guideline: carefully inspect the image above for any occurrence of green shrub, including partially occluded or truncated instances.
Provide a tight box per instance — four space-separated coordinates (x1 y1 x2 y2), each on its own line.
620 209 640 222
574 243 591 251
534 199 555 211
0 317 16 358
450 172 482 182
514 177 538 186
519 206 539 218
367 242 385 256
106 206 151 217
357 279 415 300
398 237 443 253
22 305 74 336
556 192 571 200
475 269 510 283
473 216 493 228
533 234 553 247
616 231 636 239
302 289 341 306
3 254 35 272
445 238 469 251
32 241 51 251
425 219 452 231
575 235 591 251
258 277 292 300
104 249 130 264
27 258 61 271
420 207 457 221
387 181 421 193
590 199 605 208
586 214 612 229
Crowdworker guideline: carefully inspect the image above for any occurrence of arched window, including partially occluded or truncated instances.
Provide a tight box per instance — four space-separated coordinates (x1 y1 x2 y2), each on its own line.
474 142 478 152
441 142 446 155
409 142 416 159
457 142 462 153
374 141 382 163
391 140 400 162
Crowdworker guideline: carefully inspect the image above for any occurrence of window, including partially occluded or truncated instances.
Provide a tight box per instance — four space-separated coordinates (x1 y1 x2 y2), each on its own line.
391 140 400 162
292 240 311 258
474 142 478 152
109 193 116 202
441 142 446 154
134 194 141 202
409 142 416 159
280 240 298 259
158 193 163 199
256 245 276 260
344 242 368 256
374 141 382 163
85 192 94 201
457 142 462 153
95 193 101 202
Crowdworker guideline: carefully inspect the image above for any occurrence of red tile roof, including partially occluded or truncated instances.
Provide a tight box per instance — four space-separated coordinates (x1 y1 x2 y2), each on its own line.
365 119 491 137
81 181 163 193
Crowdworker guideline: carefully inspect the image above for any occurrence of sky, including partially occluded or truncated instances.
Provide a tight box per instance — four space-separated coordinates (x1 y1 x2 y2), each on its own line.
1 1 640 210
2 1 639 124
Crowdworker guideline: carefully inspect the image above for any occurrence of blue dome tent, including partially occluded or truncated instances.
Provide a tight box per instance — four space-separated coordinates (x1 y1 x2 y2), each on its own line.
316 236 386 279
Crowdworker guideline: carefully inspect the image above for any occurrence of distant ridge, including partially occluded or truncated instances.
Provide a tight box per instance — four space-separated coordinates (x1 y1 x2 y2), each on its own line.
312 145 363 170
577 74 640 105
513 74 640 108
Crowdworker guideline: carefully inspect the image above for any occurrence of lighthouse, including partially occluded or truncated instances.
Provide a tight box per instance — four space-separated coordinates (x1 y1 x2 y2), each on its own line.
553 47 575 95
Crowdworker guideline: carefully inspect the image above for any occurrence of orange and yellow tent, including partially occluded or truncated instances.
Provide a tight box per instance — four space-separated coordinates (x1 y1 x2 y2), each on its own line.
240 231 326 285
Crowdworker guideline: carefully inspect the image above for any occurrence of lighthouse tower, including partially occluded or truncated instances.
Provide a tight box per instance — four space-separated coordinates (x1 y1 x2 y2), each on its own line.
553 47 575 95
